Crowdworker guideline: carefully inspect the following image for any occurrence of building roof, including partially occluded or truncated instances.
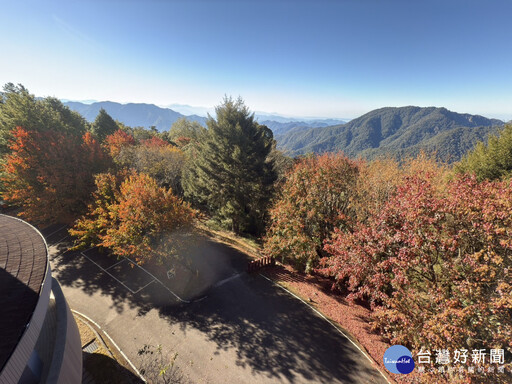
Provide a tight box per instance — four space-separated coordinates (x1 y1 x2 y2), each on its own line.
0 215 48 372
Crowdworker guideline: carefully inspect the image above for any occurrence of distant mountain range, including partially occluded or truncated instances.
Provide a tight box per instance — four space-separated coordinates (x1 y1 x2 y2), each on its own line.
63 100 345 134
63 101 504 162
166 104 348 125
276 106 504 162
63 101 207 131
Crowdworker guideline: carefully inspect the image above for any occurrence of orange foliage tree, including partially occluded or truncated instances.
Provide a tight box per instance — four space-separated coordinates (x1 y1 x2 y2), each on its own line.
71 171 195 265
352 154 448 223
2 127 110 223
140 136 169 148
103 129 136 159
263 153 359 272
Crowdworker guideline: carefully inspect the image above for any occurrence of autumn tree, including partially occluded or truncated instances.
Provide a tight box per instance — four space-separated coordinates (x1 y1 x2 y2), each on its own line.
263 153 359 272
0 83 87 155
351 154 447 223
0 84 104 216
2 127 110 223
104 129 136 159
71 171 195 265
320 173 512 373
183 97 275 234
350 157 401 223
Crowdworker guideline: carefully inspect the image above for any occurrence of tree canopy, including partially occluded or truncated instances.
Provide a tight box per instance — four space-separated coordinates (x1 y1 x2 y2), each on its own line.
263 153 359 272
183 97 275 234
0 83 87 156
70 171 195 265
2 127 110 223
91 108 118 142
457 123 512 180
167 117 206 149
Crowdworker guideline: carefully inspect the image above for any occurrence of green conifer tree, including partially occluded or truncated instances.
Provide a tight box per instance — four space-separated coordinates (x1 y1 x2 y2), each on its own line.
183 97 275 234
92 108 118 142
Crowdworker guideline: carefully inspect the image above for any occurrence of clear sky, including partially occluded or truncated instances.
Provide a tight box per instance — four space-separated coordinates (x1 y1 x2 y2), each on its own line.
1 0 511 120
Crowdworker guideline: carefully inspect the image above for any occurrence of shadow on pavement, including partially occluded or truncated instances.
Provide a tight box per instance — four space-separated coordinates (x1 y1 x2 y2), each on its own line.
46 225 386 384
159 276 385 384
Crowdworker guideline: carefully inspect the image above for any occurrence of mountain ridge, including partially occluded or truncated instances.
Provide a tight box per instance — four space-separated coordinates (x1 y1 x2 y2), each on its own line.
276 106 504 162
63 100 346 134
62 101 505 162
63 101 207 131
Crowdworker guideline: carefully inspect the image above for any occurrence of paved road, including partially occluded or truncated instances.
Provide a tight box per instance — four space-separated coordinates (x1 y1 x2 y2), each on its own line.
43 225 388 384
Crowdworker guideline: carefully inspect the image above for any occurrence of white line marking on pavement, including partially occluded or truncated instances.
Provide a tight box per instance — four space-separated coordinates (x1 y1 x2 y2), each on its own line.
130 259 191 303
81 247 190 302
71 309 147 383
104 258 127 271
133 279 155 294
212 273 243 289
80 251 137 294
258 273 392 384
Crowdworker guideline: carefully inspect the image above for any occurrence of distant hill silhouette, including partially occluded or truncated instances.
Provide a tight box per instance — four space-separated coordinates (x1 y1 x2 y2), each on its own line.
276 106 504 162
63 100 346 134
63 101 207 131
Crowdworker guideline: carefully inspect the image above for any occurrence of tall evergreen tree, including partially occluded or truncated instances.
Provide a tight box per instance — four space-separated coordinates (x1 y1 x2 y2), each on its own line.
183 97 275 234
92 108 118 142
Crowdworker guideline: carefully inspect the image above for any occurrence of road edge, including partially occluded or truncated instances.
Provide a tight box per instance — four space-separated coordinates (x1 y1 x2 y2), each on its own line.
258 273 393 384
72 309 147 383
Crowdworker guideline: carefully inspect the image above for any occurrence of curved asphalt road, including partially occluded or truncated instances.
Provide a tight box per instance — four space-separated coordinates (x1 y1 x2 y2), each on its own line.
44 225 388 384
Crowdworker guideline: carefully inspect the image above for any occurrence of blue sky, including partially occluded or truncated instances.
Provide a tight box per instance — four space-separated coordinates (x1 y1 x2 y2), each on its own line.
1 0 511 120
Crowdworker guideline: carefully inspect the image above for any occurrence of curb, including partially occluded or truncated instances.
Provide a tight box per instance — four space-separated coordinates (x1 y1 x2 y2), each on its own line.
72 309 147 383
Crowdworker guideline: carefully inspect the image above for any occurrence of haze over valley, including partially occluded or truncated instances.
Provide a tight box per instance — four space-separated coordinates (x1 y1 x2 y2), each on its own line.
63 99 504 162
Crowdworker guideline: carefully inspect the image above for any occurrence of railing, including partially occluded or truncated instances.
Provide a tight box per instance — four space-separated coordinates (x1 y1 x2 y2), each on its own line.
247 255 275 273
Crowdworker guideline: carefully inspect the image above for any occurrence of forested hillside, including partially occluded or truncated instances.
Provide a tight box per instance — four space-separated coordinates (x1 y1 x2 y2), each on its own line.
276 106 503 161
259 119 345 135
